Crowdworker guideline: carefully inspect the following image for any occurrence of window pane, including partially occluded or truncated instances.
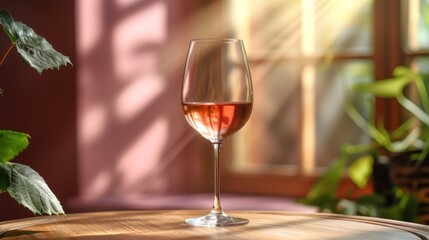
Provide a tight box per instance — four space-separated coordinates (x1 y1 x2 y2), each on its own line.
413 57 429 72
241 0 302 56
231 61 301 172
233 0 373 56
404 0 429 51
315 61 373 167
315 0 373 54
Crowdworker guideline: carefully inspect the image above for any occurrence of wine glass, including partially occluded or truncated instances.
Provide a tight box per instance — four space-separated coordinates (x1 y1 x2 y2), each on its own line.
181 39 253 227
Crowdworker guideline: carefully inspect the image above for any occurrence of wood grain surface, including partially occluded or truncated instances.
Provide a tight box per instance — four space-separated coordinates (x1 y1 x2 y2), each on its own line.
0 210 428 239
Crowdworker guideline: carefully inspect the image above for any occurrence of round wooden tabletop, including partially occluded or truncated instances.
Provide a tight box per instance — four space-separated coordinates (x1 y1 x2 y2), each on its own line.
0 210 428 239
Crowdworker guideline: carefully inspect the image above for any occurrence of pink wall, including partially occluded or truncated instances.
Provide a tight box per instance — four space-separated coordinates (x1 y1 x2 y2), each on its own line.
75 0 226 205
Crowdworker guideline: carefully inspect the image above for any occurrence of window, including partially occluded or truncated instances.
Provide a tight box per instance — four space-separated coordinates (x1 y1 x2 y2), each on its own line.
218 0 429 197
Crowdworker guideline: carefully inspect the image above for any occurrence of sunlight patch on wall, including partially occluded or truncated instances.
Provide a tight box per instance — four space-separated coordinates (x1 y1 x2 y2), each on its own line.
86 170 112 199
77 0 103 54
77 0 175 198
116 117 169 192
115 75 165 121
113 1 167 80
111 1 168 192
81 104 107 145
116 0 142 8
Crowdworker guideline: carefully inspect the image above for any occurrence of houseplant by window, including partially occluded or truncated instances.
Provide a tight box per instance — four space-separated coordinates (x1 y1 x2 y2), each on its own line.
301 66 429 223
0 10 70 215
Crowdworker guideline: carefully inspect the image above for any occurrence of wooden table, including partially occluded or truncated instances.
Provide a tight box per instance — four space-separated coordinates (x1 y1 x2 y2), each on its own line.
0 210 428 239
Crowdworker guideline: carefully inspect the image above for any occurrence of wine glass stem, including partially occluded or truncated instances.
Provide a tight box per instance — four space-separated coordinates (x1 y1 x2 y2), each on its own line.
212 142 223 213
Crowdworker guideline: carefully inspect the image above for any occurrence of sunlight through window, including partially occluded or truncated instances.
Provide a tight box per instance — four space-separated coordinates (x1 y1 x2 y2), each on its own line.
229 0 373 175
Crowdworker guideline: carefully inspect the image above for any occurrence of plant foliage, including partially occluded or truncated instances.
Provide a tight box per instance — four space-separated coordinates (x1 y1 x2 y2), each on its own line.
0 130 29 164
0 10 69 216
0 10 71 74
0 130 64 215
7 162 64 215
300 66 429 222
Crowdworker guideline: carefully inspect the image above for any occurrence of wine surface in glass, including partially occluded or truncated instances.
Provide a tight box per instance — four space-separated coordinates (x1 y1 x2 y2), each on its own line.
183 102 252 143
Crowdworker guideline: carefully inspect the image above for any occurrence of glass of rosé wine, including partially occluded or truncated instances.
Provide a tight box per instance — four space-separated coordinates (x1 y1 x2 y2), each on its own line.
181 39 253 227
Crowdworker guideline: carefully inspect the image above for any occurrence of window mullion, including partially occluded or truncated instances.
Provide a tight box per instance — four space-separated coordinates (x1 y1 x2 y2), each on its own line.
301 0 316 175
373 0 403 130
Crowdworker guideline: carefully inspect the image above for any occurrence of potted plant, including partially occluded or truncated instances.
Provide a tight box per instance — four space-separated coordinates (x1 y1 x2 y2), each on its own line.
0 10 70 216
301 66 429 223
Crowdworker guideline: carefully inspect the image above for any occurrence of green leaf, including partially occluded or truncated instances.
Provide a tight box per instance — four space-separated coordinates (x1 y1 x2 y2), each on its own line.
0 10 16 42
300 155 347 208
353 76 413 98
393 66 413 77
397 190 419 222
345 101 390 147
0 130 30 164
0 10 71 74
348 155 373 188
7 162 64 215
417 73 429 113
355 194 385 217
0 163 11 192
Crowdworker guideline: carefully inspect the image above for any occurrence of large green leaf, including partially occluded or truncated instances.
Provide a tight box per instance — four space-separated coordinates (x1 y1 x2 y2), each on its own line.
352 67 416 98
0 10 71 74
352 76 412 98
0 130 29 164
7 162 64 215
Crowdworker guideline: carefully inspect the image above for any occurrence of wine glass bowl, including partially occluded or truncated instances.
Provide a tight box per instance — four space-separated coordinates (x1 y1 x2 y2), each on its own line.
181 39 253 227
182 102 252 143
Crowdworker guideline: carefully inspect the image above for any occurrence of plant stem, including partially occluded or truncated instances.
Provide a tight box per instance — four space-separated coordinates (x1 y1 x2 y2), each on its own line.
415 75 429 113
397 94 429 127
0 44 15 66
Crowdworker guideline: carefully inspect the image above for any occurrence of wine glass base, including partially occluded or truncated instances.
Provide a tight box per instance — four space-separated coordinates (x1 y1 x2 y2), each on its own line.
185 211 249 227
